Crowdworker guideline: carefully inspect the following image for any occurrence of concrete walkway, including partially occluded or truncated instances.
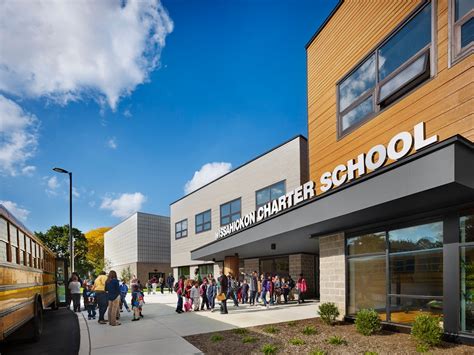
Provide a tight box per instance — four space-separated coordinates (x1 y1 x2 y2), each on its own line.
78 293 319 355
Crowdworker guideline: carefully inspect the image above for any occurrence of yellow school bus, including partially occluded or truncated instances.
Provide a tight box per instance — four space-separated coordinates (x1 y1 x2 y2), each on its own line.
0 204 57 341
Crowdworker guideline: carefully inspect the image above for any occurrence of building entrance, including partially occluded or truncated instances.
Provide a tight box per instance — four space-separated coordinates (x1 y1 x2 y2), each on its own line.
259 256 289 277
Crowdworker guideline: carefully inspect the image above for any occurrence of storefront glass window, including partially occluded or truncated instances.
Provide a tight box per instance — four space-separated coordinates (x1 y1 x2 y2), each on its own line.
347 232 386 255
389 296 443 324
259 256 289 278
389 222 443 252
348 255 386 316
178 266 190 279
460 212 474 333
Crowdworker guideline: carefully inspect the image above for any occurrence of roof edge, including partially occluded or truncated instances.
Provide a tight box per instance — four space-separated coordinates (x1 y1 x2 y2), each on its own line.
305 0 344 50
170 134 307 206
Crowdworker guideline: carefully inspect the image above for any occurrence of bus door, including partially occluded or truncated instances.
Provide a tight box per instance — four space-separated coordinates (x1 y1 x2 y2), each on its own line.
55 258 68 307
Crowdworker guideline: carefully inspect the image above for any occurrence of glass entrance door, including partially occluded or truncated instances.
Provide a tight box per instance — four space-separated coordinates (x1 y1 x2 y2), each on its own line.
55 258 68 307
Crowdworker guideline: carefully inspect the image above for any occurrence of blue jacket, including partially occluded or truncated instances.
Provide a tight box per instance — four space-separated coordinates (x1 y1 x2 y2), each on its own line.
119 283 128 295
105 279 120 301
206 284 217 299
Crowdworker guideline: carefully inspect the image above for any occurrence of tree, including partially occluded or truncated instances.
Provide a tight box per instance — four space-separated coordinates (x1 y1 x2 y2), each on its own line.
35 225 91 277
121 265 132 284
84 227 111 276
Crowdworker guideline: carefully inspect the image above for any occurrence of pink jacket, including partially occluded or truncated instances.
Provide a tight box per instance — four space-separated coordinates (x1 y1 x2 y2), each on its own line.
297 278 307 293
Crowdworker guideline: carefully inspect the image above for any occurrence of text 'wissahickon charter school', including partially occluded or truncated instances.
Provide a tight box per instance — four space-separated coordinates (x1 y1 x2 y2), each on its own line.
216 121 438 240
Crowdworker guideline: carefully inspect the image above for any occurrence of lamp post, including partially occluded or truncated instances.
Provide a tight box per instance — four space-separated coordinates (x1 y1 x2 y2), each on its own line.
53 167 74 274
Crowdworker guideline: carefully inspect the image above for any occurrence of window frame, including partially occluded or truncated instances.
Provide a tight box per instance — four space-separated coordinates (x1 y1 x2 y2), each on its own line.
336 1 435 138
449 0 474 65
195 209 212 234
255 180 287 210
175 219 188 240
220 197 242 227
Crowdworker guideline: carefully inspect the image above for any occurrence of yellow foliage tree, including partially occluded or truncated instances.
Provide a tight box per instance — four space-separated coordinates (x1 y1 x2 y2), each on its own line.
85 227 111 276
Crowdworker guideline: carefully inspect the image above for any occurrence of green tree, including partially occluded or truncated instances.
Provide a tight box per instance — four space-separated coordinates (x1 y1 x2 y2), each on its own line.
35 225 91 277
121 265 132 284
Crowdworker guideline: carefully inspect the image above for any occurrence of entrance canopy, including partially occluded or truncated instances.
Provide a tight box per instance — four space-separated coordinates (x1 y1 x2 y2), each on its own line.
191 136 474 261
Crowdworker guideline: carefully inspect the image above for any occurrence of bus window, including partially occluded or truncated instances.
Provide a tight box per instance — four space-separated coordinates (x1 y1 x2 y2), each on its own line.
19 231 25 265
9 224 18 264
26 236 31 266
0 218 7 262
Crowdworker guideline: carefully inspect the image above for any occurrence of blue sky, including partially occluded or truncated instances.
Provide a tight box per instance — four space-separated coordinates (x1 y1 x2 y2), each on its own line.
0 0 337 233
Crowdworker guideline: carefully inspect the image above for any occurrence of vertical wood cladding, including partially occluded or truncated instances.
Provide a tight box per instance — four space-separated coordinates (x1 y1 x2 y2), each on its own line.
306 0 473 194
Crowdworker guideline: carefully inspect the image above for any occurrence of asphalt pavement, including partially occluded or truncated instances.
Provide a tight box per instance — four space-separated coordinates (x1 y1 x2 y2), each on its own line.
1 308 80 355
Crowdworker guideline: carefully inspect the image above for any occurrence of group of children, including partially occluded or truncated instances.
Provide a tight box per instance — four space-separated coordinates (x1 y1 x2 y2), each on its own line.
81 279 145 322
182 278 218 312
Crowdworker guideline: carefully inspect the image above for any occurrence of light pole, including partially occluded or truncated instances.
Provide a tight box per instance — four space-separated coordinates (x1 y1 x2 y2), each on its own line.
53 167 74 274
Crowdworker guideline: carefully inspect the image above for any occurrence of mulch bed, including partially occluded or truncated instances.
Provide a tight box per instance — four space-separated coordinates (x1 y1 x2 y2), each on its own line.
184 318 473 354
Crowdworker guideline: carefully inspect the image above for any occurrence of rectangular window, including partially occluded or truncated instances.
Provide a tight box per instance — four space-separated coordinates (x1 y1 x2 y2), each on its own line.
220 198 241 226
460 212 474 333
175 219 188 239
256 180 286 210
451 0 474 62
338 2 432 136
178 266 190 278
0 218 7 262
195 210 211 234
346 220 443 324
9 224 18 264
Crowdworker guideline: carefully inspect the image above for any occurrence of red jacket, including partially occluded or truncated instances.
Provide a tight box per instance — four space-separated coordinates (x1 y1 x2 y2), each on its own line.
297 278 307 293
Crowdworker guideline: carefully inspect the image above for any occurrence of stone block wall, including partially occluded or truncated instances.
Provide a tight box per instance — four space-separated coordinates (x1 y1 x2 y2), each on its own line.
289 253 316 298
319 233 346 318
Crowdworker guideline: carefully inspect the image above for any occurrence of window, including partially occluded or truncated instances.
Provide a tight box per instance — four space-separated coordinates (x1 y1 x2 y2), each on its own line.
19 231 25 265
175 219 188 239
451 0 474 62
25 236 31 266
0 218 8 262
460 212 474 333
256 180 286 209
338 2 432 136
9 224 18 264
178 266 190 278
347 220 443 324
220 198 241 226
195 210 211 234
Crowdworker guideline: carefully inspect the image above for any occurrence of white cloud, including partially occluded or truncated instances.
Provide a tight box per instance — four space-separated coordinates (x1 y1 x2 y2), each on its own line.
100 192 147 218
107 137 118 149
0 200 30 221
184 162 232 195
72 187 80 198
0 95 39 176
21 165 36 176
0 0 173 110
48 176 60 190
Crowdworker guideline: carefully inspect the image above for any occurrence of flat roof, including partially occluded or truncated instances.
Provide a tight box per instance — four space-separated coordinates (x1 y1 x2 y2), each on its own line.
170 134 307 206
305 0 344 49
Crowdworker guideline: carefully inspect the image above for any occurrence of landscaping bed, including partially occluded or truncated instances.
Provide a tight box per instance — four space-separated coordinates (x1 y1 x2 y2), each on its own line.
184 318 473 354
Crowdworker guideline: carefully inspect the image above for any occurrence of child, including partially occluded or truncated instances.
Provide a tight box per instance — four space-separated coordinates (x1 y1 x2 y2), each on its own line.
241 279 249 304
190 281 200 311
206 279 217 312
131 284 142 321
200 278 209 311
83 282 97 320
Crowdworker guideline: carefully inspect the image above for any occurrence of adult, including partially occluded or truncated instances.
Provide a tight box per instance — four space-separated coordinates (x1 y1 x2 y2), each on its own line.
297 273 308 304
119 280 130 312
68 275 82 312
159 276 165 294
227 274 239 307
93 271 108 324
249 271 258 305
105 270 121 326
167 273 175 293
218 270 228 314
175 275 185 314
67 272 83 309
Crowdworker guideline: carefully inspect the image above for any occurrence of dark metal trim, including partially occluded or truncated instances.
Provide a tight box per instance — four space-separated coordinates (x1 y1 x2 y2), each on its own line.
220 197 242 227
175 219 188 240
195 209 212 235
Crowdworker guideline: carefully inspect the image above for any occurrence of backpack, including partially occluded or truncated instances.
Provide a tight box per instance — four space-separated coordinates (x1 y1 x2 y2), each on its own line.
174 281 180 292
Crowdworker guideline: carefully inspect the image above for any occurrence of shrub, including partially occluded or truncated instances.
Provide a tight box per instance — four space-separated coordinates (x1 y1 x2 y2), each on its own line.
261 343 278 354
233 328 249 335
310 351 327 355
302 325 317 335
327 335 347 345
318 302 340 325
289 338 305 345
263 325 280 334
411 313 442 348
355 309 382 336
416 344 430 353
242 336 257 344
210 334 223 342
287 321 297 327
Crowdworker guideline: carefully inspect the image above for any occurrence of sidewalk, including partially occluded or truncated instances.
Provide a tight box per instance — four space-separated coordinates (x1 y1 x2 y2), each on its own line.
77 292 319 355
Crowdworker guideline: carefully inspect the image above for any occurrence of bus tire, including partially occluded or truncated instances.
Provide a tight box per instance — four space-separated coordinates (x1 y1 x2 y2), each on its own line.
29 298 43 342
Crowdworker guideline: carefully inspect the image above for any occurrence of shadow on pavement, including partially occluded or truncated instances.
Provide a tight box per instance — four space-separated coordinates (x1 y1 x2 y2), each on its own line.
0 308 80 355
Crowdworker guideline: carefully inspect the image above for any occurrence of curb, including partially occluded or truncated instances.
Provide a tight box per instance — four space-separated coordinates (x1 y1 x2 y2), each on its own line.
76 312 91 355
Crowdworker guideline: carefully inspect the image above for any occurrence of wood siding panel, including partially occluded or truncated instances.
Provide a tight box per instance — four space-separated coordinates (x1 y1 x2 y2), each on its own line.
306 0 473 194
